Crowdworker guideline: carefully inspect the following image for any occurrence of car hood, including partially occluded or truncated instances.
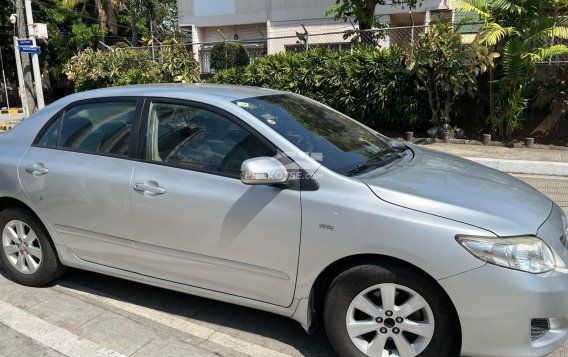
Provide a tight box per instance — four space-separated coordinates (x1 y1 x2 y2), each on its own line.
360 146 552 236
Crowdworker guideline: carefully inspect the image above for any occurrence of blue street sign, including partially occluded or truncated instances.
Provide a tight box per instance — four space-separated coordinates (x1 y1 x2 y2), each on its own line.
17 39 33 46
19 46 41 54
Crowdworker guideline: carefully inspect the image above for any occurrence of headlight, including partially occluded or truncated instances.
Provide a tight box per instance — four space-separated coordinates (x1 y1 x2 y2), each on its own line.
456 236 556 274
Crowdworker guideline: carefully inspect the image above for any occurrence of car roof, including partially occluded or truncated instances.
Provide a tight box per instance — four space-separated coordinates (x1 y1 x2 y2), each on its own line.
68 84 286 102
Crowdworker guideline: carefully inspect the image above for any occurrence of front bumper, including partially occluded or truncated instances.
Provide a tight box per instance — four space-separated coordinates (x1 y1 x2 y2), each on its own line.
439 262 568 357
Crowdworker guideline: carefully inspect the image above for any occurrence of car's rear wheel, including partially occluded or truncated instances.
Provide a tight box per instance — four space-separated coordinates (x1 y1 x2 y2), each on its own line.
324 263 459 357
0 208 65 286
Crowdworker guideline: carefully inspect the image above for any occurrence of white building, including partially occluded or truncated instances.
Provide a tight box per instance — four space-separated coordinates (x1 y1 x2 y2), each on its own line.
177 0 467 73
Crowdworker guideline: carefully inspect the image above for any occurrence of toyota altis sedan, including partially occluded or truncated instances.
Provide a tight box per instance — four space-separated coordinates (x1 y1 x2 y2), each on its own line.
0 84 567 357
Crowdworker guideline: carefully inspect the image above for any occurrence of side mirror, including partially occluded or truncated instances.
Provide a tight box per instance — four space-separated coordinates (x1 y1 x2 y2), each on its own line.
241 157 289 185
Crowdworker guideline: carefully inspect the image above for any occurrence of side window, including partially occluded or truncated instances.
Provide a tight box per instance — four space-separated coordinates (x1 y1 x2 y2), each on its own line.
36 114 62 148
60 101 136 156
146 102 275 176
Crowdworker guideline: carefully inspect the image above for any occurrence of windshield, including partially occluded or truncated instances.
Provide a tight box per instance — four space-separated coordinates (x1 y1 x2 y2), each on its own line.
232 94 400 176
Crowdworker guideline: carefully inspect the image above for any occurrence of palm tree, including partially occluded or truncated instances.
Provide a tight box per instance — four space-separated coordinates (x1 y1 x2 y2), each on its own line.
452 0 568 137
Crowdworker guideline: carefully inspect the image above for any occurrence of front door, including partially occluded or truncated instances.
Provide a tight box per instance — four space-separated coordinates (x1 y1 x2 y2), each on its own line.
128 100 301 307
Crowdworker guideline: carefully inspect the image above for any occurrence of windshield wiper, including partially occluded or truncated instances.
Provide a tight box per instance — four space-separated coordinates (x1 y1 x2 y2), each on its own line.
346 145 408 177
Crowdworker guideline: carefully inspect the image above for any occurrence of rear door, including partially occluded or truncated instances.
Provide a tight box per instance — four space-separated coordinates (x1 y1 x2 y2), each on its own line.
127 99 302 307
19 98 141 265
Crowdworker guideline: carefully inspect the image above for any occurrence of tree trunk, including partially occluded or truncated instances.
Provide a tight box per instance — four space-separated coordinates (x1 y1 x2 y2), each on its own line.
426 86 438 125
131 13 138 46
358 0 376 44
95 0 108 33
95 0 118 35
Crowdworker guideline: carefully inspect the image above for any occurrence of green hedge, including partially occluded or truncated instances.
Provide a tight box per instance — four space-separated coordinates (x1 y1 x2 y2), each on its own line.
65 42 200 92
210 42 250 72
210 46 427 129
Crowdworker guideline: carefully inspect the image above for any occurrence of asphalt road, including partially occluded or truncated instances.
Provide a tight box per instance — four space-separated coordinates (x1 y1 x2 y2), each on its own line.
0 174 566 357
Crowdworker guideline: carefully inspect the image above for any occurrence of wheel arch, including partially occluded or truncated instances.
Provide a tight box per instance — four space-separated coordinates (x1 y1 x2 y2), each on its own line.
304 253 462 349
0 195 64 247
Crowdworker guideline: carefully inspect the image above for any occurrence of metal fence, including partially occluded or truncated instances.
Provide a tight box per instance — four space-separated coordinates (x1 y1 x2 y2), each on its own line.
101 22 566 76
192 25 431 74
537 36 568 63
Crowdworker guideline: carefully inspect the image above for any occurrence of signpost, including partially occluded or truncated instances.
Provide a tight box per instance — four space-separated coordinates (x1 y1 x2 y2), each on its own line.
19 46 41 54
17 39 33 46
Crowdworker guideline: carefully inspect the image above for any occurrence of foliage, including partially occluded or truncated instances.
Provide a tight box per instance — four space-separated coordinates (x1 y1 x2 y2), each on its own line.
64 41 199 91
453 0 568 137
534 65 568 137
326 0 422 30
211 47 426 129
69 23 107 51
325 0 423 44
61 0 122 35
408 22 497 126
210 43 251 72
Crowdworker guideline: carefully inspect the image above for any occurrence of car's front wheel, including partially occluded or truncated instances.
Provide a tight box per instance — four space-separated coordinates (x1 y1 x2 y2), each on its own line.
0 208 65 286
324 263 459 357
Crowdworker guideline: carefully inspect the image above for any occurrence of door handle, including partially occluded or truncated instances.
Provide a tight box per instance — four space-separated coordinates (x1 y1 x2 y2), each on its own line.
25 163 49 176
134 183 166 195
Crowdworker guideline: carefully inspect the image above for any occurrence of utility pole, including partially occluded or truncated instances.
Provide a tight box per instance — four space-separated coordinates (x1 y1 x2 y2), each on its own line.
24 0 44 109
15 0 35 115
12 37 29 118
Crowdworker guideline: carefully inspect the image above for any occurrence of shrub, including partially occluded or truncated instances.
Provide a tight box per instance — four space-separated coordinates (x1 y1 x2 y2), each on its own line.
211 46 426 129
407 21 497 127
64 41 199 92
210 42 250 72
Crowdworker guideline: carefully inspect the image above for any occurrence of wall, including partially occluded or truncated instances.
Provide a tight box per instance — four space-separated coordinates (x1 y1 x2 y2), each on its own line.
178 0 452 29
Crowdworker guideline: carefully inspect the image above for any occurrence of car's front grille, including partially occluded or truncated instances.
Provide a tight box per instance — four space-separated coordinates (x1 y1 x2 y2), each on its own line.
531 319 550 341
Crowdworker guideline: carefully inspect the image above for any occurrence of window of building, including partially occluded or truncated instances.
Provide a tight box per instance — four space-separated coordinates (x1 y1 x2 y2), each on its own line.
195 0 235 17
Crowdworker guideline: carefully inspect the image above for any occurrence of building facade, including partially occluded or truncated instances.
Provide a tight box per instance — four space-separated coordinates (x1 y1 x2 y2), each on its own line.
177 0 459 73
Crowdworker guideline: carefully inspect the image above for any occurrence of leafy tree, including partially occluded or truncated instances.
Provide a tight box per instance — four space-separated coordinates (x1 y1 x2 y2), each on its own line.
407 21 497 126
31 1 107 78
61 0 122 35
121 0 172 45
0 0 17 84
326 0 422 31
210 42 250 72
453 0 568 137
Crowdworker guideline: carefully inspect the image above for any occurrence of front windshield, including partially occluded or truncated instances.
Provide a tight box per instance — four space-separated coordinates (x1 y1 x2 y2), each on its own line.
232 94 398 175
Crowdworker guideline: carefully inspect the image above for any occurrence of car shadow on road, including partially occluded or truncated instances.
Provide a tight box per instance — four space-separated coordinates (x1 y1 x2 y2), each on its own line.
52 268 336 357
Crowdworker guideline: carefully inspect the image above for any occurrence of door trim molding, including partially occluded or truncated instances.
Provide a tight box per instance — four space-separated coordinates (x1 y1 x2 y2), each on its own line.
55 224 291 281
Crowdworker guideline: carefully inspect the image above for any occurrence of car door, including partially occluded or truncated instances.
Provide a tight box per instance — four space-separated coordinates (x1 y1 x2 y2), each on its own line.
19 99 141 266
127 99 302 307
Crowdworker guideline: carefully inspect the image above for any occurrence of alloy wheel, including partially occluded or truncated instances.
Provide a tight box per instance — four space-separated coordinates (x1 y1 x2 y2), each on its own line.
346 283 435 357
2 220 42 274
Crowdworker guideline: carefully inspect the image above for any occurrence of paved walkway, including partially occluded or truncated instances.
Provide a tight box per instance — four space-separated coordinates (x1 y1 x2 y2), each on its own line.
419 142 568 176
419 142 568 162
0 113 24 124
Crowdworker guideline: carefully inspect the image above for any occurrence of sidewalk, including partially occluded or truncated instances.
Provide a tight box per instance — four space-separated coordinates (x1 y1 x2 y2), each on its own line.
0 113 24 132
418 142 568 176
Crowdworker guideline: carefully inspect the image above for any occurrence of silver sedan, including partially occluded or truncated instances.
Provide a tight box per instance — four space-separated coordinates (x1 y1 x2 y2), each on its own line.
0 84 567 357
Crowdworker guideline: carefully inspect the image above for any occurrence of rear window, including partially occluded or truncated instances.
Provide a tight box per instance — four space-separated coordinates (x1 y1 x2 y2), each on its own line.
35 101 136 157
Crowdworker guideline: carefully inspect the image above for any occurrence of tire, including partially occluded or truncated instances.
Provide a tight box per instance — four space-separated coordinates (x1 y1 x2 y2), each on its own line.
0 208 66 286
324 263 459 357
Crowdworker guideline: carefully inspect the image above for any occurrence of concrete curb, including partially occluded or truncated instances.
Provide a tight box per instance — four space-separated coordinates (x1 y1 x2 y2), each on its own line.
0 108 23 115
466 157 568 176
